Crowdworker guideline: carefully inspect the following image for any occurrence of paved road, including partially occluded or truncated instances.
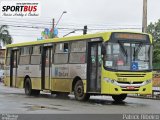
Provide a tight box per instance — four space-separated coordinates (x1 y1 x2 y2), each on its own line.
0 83 160 114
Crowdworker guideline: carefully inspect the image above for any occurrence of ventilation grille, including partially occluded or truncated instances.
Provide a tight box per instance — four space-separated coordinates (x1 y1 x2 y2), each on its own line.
117 81 143 84
116 73 146 77
122 89 139 91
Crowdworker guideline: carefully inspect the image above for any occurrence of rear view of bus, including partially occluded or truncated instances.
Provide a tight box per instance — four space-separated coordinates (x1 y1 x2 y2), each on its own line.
101 32 152 102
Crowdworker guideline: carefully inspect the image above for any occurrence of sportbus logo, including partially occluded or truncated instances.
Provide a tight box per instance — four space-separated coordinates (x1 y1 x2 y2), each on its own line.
0 1 41 18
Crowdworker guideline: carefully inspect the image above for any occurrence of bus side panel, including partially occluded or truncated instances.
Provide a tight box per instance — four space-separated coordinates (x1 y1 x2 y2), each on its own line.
16 77 24 88
51 78 72 92
82 80 87 93
4 76 10 86
28 65 41 90
31 78 41 90
69 64 87 80
51 64 87 92
101 67 111 94
17 65 41 90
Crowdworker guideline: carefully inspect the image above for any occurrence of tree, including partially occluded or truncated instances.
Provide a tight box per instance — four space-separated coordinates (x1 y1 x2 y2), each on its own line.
147 19 160 68
147 19 160 42
0 25 12 47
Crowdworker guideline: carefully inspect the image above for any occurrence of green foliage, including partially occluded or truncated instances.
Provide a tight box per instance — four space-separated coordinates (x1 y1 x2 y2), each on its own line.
147 19 160 64
153 42 160 63
147 19 160 42
0 25 12 46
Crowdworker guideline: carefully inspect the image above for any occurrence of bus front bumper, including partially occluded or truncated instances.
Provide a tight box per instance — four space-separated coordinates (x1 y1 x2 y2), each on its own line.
101 78 152 95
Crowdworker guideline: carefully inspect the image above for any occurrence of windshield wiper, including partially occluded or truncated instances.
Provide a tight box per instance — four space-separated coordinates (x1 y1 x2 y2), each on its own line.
134 43 143 59
118 42 128 57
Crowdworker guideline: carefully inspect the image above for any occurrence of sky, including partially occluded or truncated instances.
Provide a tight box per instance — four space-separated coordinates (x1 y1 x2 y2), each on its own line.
0 0 160 44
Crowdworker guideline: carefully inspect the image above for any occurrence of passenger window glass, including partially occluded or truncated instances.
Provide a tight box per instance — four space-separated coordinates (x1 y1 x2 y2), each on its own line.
32 46 41 55
21 47 30 55
71 41 86 52
55 43 68 53
19 47 31 65
54 43 69 64
69 41 86 64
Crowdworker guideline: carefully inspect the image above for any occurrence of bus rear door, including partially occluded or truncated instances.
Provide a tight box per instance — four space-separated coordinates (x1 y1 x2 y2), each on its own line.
41 45 52 90
10 49 19 87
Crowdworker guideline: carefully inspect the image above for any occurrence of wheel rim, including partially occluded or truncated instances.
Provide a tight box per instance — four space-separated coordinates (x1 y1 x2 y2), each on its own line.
75 84 84 98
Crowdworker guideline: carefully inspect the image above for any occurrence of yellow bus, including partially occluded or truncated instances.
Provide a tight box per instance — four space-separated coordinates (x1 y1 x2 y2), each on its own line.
4 31 153 102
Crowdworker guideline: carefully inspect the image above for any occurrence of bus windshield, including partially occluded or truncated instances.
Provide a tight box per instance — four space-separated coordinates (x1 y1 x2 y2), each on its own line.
104 42 152 71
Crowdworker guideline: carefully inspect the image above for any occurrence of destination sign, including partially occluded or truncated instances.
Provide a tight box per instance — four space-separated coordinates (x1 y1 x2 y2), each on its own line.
113 33 148 40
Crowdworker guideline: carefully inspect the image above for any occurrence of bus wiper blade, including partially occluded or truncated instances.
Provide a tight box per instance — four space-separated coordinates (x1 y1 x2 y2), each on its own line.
135 43 143 57
118 42 128 57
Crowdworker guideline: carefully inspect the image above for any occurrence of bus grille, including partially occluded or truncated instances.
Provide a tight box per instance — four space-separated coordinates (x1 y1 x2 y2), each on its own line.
116 73 146 77
117 81 143 84
122 89 139 91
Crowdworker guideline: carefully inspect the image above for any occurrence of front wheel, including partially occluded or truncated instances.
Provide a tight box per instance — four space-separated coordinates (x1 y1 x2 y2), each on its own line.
112 94 127 102
74 80 90 101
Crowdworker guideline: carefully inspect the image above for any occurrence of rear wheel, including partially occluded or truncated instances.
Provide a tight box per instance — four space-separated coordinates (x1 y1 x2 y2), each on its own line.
24 78 33 96
74 80 90 101
112 94 127 102
24 78 40 96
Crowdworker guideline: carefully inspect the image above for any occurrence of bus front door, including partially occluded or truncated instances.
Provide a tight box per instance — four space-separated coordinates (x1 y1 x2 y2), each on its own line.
41 47 52 90
10 50 19 87
87 42 101 92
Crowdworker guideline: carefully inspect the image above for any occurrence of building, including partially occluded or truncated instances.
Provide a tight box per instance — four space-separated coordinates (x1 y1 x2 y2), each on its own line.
0 49 5 70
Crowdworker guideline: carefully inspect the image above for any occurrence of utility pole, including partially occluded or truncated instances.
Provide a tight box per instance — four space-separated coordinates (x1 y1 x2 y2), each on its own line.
55 11 67 27
52 11 67 38
142 0 147 33
52 18 55 38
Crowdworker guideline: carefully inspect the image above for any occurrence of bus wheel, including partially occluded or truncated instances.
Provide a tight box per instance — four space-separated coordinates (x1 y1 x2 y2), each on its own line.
74 80 90 101
24 78 33 96
112 94 127 102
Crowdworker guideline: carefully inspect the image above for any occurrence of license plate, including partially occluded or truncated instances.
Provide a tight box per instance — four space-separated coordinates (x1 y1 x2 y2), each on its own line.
127 86 135 89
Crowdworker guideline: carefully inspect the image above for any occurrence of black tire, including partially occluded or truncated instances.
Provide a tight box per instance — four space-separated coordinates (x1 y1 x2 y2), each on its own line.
112 94 127 102
74 80 90 101
24 78 33 96
24 78 40 96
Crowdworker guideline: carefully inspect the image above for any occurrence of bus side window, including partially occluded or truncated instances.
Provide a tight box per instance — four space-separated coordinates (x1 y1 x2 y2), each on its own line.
31 46 41 65
19 47 31 65
69 41 86 64
55 43 69 53
54 43 69 64
64 43 68 52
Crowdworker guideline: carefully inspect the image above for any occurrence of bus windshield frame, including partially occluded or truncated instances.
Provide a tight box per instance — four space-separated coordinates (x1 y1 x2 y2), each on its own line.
103 33 152 72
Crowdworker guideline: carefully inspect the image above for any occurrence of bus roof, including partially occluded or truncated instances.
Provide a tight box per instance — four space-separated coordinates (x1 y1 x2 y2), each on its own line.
6 31 151 48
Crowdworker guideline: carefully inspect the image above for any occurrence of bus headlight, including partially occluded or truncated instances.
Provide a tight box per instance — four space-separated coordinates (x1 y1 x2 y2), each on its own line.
143 79 151 85
104 78 116 84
